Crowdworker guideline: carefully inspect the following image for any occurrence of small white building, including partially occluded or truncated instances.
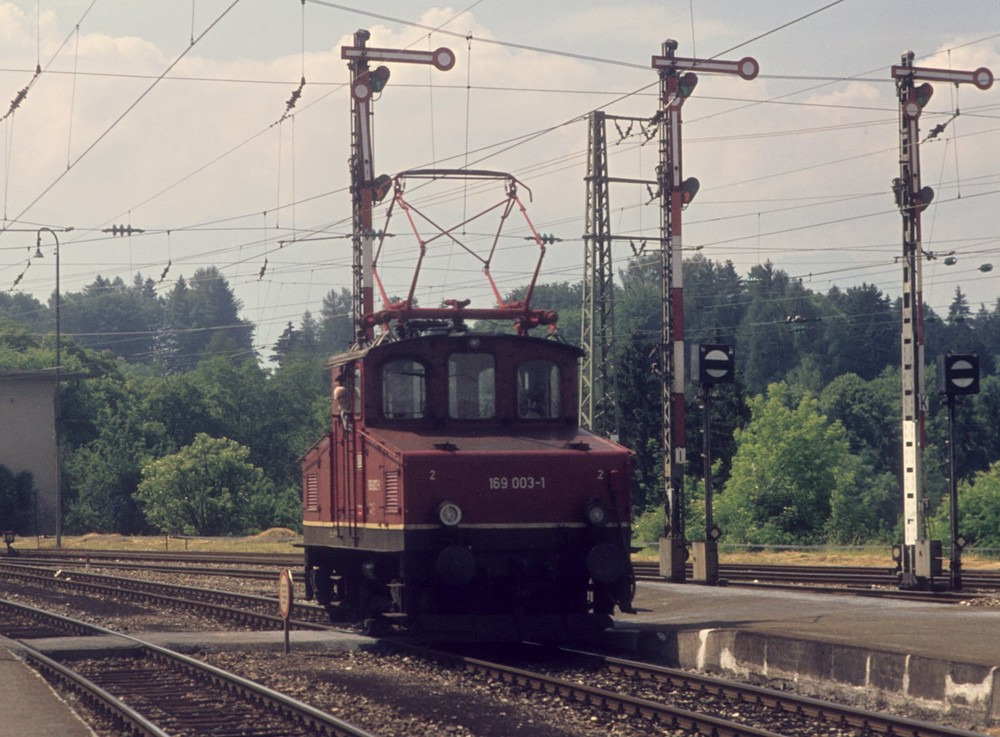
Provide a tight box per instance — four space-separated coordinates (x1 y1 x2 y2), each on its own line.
0 371 60 535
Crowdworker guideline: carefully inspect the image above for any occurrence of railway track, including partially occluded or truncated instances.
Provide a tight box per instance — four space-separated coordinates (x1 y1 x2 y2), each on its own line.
398 641 991 737
14 547 1000 594
2 575 992 736
632 561 1000 601
10 549 1000 613
12 547 303 568
0 560 334 630
1 599 377 737
576 647 994 737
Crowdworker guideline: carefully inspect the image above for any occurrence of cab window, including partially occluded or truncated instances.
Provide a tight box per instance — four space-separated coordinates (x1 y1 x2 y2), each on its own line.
517 360 559 419
449 353 495 419
382 358 426 419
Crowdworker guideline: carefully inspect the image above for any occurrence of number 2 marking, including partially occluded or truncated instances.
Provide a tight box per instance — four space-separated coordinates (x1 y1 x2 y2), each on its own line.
429 470 437 481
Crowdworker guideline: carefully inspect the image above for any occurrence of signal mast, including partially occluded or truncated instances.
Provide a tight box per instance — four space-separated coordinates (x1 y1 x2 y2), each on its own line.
341 30 455 345
891 52 992 588
341 32 555 344
651 41 758 582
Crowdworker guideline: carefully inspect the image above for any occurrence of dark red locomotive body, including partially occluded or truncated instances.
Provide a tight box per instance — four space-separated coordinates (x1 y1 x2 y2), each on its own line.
302 331 635 641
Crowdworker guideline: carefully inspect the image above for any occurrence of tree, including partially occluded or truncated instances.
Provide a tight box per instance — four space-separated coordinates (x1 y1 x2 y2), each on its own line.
59 274 162 363
0 465 36 534
63 374 152 533
615 334 663 514
947 286 971 325
161 269 253 370
966 375 1000 478
135 434 275 536
0 292 47 335
188 357 278 473
819 370 900 478
615 255 661 343
716 384 869 544
823 283 896 381
319 288 357 354
271 313 321 366
683 253 745 346
929 459 1000 549
738 263 823 394
524 281 582 345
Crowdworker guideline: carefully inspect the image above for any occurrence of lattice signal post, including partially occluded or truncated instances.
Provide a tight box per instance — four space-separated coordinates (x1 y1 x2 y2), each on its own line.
891 52 992 589
651 42 759 582
580 111 616 439
341 31 455 345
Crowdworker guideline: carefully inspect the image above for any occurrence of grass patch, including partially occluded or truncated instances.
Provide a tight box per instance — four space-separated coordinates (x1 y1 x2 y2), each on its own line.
631 544 1000 569
14 533 1000 570
16 528 302 554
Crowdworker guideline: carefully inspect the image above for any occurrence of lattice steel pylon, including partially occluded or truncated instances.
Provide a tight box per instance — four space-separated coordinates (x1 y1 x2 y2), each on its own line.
580 111 619 439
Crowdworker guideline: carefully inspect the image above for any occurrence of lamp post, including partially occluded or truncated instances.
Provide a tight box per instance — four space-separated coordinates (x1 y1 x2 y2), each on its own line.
34 228 61 547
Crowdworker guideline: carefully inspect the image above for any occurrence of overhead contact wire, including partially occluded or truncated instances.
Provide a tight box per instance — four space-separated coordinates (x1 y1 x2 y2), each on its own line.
4 0 243 233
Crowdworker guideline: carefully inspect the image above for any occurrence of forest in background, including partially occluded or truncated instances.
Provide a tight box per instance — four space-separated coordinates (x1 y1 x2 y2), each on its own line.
3 254 1000 548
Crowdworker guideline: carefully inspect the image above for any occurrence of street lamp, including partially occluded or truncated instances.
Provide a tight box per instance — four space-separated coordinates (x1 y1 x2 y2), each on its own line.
34 228 61 547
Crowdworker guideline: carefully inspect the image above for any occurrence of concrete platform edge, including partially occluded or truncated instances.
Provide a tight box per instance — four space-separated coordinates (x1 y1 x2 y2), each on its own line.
615 626 999 725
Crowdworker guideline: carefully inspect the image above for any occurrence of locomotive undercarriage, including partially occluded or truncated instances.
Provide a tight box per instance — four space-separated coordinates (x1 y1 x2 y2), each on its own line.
303 526 633 641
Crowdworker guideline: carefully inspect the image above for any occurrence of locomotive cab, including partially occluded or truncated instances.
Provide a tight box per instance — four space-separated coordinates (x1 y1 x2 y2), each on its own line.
302 331 635 641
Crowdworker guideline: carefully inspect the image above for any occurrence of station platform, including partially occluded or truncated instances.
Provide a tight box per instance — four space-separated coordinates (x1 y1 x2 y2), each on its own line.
613 580 1000 726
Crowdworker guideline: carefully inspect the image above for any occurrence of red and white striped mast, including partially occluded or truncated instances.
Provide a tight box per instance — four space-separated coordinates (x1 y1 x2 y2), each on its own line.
652 41 758 581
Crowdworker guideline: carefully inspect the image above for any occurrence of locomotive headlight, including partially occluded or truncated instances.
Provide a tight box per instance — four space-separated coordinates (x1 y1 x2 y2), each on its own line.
585 501 609 527
436 501 463 527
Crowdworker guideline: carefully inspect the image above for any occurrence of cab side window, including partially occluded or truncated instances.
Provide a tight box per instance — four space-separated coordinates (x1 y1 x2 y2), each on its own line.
449 353 495 419
382 358 426 419
517 360 559 419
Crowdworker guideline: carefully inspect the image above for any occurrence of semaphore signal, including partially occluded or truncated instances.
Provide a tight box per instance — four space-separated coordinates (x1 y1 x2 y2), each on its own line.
891 51 993 591
650 41 759 584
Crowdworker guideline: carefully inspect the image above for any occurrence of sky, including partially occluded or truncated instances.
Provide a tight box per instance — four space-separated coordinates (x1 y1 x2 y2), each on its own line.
1 0 999 358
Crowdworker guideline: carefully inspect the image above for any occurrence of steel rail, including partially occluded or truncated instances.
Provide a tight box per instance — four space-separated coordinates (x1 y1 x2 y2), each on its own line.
0 562 332 630
632 561 1000 598
567 648 991 737
456 654 788 737
390 642 792 737
16 642 171 737
13 547 303 567
382 640 992 737
0 598 378 737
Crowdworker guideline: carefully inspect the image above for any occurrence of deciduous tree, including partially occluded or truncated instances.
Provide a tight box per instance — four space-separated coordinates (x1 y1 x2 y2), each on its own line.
136 433 274 536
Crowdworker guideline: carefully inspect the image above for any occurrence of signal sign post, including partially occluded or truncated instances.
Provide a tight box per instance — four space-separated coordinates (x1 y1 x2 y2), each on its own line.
651 42 758 582
891 52 992 589
692 344 735 584
278 568 294 654
938 353 980 591
342 31 455 345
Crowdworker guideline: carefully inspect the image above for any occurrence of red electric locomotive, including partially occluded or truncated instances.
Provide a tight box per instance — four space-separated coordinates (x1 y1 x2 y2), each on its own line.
302 325 635 641
303 37 634 639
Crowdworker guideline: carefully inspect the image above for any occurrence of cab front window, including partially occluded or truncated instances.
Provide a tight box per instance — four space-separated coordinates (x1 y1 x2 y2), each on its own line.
517 360 559 419
382 358 426 419
449 353 495 419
